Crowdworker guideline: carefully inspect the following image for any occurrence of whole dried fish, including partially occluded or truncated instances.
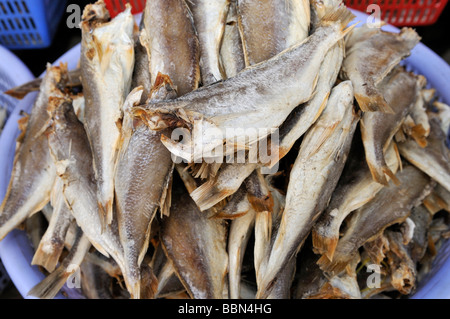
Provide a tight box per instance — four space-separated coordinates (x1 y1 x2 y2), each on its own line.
0 64 68 240
45 100 139 298
133 7 356 162
341 25 420 113
317 165 434 275
257 81 359 298
160 176 229 299
80 2 135 227
360 67 421 185
187 0 230 85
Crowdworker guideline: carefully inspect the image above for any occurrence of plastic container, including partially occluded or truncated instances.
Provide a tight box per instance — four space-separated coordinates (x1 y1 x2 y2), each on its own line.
104 0 146 18
344 0 448 26
0 0 67 49
0 10 449 299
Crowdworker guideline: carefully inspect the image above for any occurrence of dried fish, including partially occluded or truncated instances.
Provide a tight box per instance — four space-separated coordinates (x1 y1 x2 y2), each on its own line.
187 0 230 85
114 0 201 297
220 0 246 79
257 81 359 298
312 140 400 260
4 68 82 100
32 178 75 273
398 118 450 192
341 25 420 113
360 67 421 185
139 0 200 95
45 99 140 298
80 1 135 227
133 7 356 162
160 179 229 299
228 208 256 299
237 0 310 66
28 227 92 299
0 64 68 240
317 165 434 275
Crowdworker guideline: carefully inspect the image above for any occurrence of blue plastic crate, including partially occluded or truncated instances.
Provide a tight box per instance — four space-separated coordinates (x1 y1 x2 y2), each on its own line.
0 0 67 49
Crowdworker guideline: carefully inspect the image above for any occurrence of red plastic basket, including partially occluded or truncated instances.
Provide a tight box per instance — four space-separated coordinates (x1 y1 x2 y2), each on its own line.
104 0 146 18
344 0 448 26
104 0 447 26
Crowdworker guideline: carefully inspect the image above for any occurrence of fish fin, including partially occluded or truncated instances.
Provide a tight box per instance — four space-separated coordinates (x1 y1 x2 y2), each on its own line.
312 229 339 262
31 240 65 273
16 113 29 144
410 124 428 148
313 91 331 123
97 200 113 233
355 93 395 114
393 142 403 172
383 166 400 186
320 6 356 32
140 264 159 299
190 181 232 212
159 165 174 218
27 264 75 299
366 160 389 186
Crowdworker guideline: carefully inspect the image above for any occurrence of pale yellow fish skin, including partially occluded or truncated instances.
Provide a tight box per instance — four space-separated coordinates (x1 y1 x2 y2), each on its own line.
257 81 360 299
80 2 135 226
0 64 68 241
187 0 230 85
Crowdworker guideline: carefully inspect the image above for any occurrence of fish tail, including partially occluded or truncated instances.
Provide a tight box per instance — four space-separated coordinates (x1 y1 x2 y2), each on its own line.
382 166 400 186
399 27 422 47
190 182 232 212
31 241 65 273
312 230 339 261
316 253 349 275
27 266 74 299
355 93 395 114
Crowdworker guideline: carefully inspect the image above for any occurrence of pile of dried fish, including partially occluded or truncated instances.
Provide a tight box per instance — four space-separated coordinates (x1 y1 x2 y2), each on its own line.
0 0 449 300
